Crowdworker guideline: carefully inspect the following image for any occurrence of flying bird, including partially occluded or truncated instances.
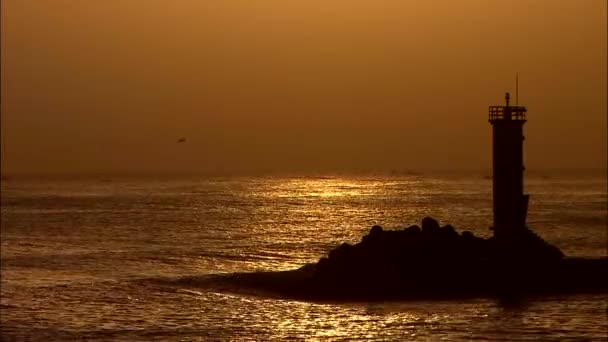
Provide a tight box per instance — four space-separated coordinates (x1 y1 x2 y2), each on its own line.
177 138 186 143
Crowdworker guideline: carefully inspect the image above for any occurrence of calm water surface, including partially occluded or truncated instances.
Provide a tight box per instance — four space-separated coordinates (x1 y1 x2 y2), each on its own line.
1 174 606 341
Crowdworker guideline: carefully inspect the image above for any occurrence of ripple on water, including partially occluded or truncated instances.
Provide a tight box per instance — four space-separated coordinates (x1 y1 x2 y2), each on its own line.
1 176 606 340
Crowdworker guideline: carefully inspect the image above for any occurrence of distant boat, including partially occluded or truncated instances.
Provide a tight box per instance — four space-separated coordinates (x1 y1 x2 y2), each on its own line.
390 169 421 176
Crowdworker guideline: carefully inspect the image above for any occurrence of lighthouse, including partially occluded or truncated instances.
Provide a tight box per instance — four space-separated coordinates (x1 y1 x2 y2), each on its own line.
489 92 529 239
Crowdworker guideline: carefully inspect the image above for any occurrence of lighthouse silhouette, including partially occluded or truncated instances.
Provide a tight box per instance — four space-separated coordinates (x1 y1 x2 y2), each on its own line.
489 91 529 239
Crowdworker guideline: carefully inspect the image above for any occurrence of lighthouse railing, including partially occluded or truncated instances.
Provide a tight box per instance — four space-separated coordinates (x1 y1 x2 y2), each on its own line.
488 106 527 121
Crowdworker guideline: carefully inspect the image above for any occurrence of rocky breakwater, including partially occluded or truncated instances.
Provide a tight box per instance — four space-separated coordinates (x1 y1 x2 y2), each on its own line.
201 217 605 301
305 217 596 300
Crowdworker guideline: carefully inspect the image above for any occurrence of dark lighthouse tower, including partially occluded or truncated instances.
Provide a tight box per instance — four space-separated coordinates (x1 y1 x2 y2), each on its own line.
489 92 529 239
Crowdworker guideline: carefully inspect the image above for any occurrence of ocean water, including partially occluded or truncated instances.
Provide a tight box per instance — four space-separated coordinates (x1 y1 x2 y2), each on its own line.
1 174 606 341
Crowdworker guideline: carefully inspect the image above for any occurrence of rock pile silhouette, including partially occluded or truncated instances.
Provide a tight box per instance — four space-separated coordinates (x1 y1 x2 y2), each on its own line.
202 217 604 301
307 217 565 299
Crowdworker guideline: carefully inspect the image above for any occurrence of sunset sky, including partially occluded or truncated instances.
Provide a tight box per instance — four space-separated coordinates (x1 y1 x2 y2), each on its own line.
2 1 606 175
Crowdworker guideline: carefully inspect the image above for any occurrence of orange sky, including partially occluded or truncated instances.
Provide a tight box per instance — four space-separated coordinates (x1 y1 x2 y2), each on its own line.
1 1 606 175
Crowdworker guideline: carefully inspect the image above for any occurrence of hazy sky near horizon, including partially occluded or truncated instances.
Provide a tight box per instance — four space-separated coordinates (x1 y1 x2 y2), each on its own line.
2 1 606 175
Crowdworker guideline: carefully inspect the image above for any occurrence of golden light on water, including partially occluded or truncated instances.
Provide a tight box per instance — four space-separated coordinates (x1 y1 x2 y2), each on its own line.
183 176 448 274
255 298 476 340
266 177 423 199
269 178 368 198
3 175 606 340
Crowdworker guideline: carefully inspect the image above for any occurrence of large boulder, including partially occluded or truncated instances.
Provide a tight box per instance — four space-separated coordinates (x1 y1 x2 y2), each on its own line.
422 217 440 230
370 225 383 236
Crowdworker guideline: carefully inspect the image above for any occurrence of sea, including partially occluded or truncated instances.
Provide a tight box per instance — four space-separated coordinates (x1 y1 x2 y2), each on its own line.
1 173 606 341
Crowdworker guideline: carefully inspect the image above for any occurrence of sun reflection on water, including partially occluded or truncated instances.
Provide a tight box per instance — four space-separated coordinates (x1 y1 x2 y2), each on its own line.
267 178 368 198
262 299 487 340
2 176 606 340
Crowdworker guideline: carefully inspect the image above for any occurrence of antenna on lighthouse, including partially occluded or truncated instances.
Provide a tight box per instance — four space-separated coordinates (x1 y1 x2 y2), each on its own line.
516 72 519 106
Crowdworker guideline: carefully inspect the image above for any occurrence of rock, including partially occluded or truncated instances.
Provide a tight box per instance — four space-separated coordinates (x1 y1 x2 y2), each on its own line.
315 257 330 275
329 243 352 261
440 225 460 243
404 225 421 234
461 231 475 239
311 218 567 297
421 217 441 234
442 224 457 235
339 242 352 251
370 225 383 236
